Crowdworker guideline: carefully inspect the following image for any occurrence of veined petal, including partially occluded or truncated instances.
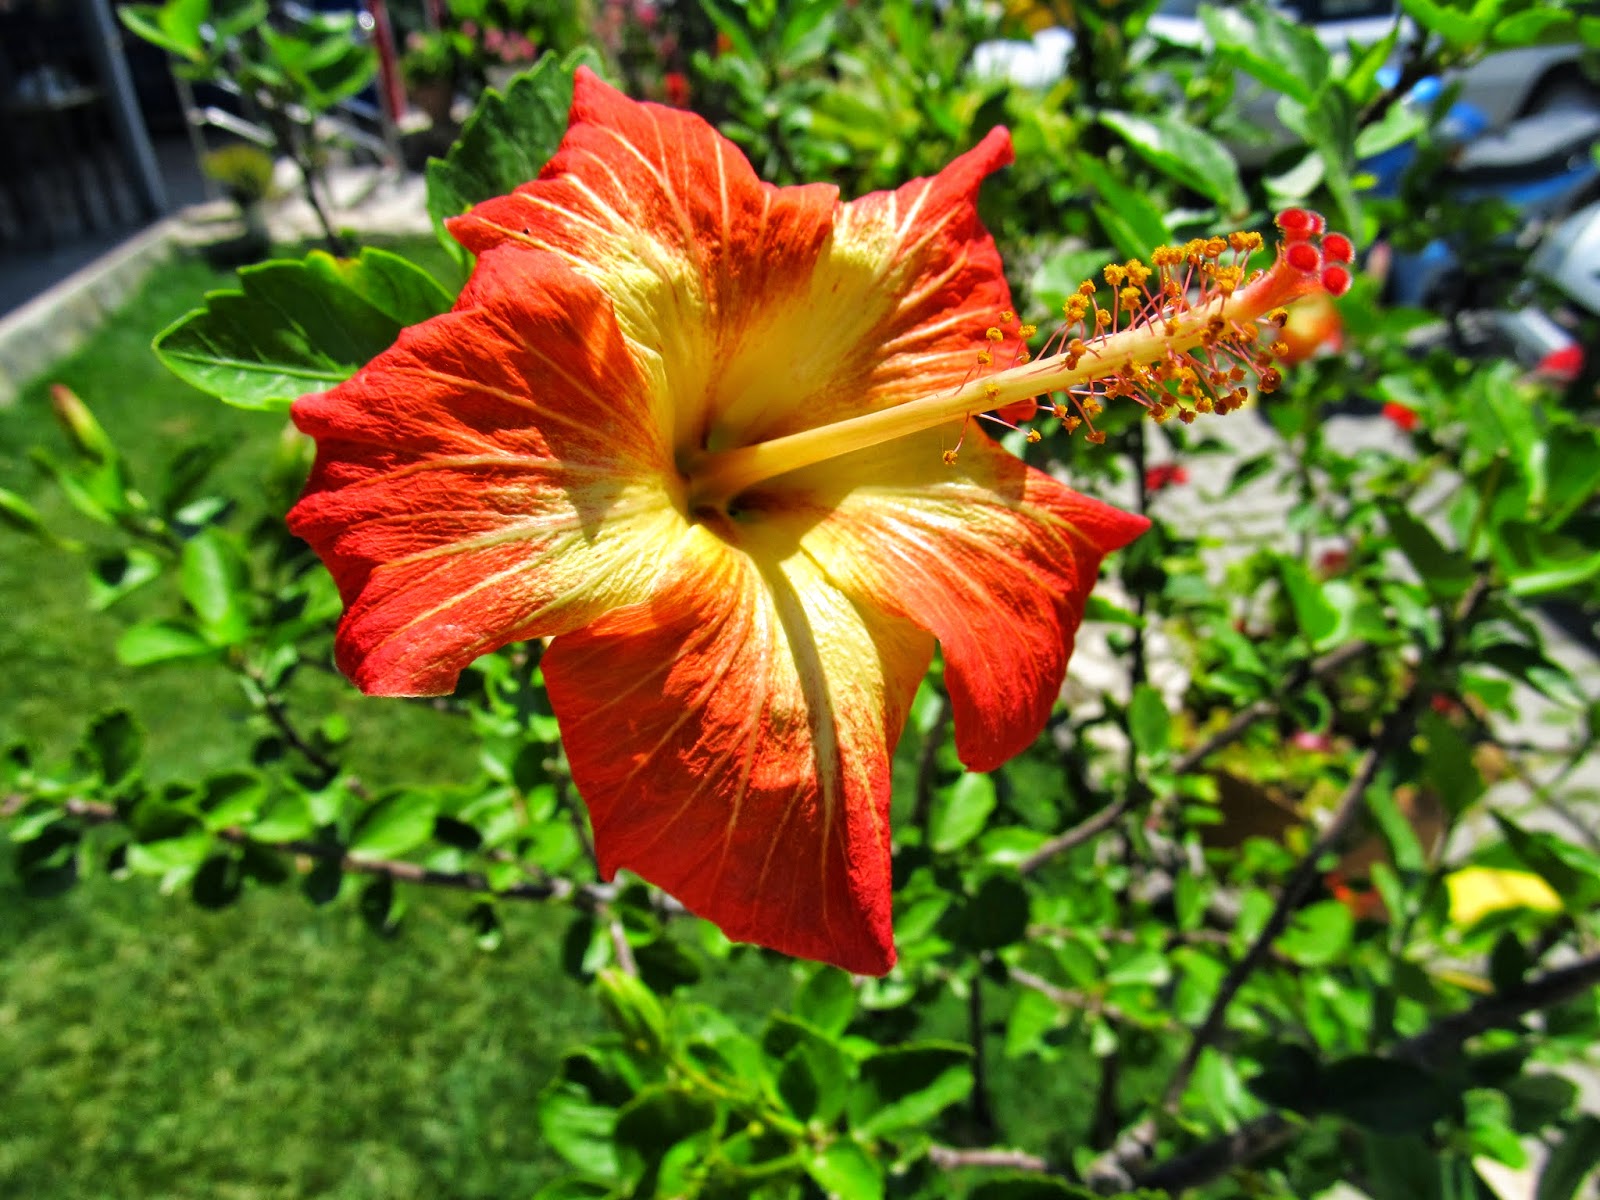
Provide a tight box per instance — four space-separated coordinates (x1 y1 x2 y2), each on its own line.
288 247 689 696
543 522 932 975
450 68 1018 456
757 430 1149 772
450 67 839 455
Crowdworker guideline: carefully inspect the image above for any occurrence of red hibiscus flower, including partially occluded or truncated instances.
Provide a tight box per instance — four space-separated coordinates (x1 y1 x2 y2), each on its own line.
289 70 1346 973
1382 401 1419 432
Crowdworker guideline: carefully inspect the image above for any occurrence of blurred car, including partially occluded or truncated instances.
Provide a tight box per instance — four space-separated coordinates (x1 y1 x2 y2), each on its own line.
974 0 1597 164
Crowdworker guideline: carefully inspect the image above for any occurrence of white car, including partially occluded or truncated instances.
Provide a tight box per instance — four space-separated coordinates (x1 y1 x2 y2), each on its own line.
973 0 1596 163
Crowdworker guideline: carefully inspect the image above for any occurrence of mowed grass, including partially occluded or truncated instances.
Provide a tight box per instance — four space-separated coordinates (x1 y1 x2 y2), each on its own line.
0 240 605 1198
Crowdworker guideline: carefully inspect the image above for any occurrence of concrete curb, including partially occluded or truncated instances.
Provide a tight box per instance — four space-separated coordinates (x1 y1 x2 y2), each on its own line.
0 215 183 408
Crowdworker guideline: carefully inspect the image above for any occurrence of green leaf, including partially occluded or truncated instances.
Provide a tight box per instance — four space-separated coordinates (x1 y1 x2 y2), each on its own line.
125 832 212 875
88 548 163 612
1129 683 1171 763
0 485 62 543
794 966 855 1037
119 0 208 61
538 1081 620 1178
425 52 593 270
1105 950 1171 988
1318 1055 1462 1134
1074 153 1171 261
1277 899 1355 966
850 1042 972 1135
929 772 997 853
1280 559 1339 646
153 248 452 411
249 791 315 842
116 619 218 667
1201 3 1329 104
806 1141 884 1200
1496 521 1600 597
1381 502 1473 602
85 710 142 786
596 968 667 1056
349 793 439 859
180 528 250 646
1538 1114 1600 1200
1418 710 1484 817
1099 111 1246 216
1400 0 1487 48
1491 814 1600 912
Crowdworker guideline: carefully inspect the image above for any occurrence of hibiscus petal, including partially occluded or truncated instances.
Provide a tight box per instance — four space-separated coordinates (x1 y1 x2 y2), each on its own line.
760 430 1149 772
450 68 1020 453
288 247 690 696
543 522 932 975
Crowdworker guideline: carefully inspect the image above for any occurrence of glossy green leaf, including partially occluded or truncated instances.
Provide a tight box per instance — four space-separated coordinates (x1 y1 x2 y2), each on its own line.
88 549 163 612
425 51 596 270
116 619 218 667
806 1140 884 1200
1281 559 1339 646
929 772 997 853
154 248 452 411
349 793 439 859
1381 502 1473 602
1129 682 1171 763
850 1042 972 1134
1099 111 1246 215
1278 900 1355 967
795 966 855 1037
180 528 250 646
1400 0 1486 48
1201 3 1329 104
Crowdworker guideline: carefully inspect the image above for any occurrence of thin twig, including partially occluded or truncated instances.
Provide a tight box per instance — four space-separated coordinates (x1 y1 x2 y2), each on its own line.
928 1146 1052 1172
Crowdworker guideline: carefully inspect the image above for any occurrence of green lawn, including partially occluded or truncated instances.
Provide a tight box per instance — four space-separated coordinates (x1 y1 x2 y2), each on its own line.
0 241 603 1198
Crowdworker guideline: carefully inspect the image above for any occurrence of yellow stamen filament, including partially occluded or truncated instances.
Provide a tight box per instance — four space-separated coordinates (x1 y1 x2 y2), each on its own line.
685 230 1339 510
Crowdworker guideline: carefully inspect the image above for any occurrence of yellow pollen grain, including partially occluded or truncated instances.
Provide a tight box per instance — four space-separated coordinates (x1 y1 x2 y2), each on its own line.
1026 429 1042 443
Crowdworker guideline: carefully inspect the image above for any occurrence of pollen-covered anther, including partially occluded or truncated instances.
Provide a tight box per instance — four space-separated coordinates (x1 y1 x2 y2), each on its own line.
1086 429 1107 445
1061 415 1082 434
941 449 959 465
1119 285 1143 313
985 326 1004 342
999 309 1016 324
1104 264 1127 287
977 349 993 366
1018 323 1038 339
983 381 1001 401
1258 367 1283 393
1026 429 1042 444
1125 260 1153 287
